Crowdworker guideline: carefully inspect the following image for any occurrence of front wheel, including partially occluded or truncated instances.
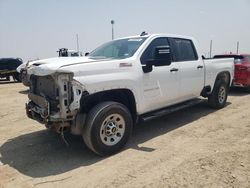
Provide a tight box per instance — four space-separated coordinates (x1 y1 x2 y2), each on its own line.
208 80 228 109
82 102 133 156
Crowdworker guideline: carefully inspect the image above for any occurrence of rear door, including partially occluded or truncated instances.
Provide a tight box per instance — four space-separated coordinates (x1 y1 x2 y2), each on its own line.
169 38 204 100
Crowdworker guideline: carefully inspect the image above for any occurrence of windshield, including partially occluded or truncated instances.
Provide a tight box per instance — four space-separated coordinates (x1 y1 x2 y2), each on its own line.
88 37 147 59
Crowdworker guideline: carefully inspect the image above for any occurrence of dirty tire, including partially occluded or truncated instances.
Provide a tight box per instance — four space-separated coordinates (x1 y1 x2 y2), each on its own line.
6 76 10 81
245 86 250 93
13 73 21 82
208 80 228 109
82 101 133 156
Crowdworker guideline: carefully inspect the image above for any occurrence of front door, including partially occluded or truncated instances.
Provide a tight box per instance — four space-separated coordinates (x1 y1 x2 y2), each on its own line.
140 37 181 113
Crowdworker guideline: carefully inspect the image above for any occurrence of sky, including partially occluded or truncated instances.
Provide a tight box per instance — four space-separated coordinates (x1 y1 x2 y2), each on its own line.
0 0 250 62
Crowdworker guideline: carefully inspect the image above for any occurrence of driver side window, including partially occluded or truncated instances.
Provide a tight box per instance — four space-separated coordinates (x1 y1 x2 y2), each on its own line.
140 37 170 65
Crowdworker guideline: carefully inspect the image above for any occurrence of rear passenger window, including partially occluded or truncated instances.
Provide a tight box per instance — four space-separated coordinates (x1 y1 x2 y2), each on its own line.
170 38 198 62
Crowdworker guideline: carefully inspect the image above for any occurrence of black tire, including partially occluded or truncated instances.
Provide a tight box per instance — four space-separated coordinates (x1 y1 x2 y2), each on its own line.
245 86 250 93
82 101 133 156
13 73 21 82
6 75 10 81
208 80 228 109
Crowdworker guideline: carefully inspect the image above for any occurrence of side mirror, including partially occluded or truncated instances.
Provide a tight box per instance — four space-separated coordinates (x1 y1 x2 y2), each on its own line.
142 64 153 73
142 45 172 73
153 45 172 66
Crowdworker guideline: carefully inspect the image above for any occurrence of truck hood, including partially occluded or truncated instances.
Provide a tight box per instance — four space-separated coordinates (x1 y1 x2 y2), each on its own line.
27 57 102 76
27 57 132 76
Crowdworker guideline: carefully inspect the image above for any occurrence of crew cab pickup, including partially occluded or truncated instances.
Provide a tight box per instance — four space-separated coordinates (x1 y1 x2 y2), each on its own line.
26 33 234 156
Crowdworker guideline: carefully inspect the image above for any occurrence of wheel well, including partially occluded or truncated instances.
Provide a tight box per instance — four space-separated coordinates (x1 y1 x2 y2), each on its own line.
215 71 231 88
201 71 231 97
80 89 137 123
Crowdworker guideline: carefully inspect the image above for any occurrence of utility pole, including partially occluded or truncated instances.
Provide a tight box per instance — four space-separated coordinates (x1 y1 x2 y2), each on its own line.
111 20 115 40
236 41 239 54
209 40 213 58
76 34 79 53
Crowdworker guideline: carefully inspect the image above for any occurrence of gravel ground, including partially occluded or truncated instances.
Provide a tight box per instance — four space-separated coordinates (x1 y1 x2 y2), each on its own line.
0 81 249 188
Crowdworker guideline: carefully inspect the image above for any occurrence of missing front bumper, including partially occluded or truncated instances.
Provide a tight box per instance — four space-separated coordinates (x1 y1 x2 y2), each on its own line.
26 92 49 124
26 73 85 133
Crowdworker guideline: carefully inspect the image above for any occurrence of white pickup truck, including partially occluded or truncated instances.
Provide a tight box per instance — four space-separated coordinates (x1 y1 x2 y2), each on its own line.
26 33 234 156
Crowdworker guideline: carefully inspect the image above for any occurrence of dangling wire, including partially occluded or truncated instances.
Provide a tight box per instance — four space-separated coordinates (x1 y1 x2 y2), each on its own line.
60 121 69 147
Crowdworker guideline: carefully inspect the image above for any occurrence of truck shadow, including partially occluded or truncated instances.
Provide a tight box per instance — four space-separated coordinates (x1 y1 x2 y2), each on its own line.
18 89 29 94
0 100 229 178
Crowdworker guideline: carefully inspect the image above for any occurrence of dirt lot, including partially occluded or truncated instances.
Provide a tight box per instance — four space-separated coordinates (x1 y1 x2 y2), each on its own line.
0 81 249 188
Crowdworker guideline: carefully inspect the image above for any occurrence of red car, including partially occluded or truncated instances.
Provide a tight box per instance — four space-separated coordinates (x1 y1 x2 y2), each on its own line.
214 54 250 92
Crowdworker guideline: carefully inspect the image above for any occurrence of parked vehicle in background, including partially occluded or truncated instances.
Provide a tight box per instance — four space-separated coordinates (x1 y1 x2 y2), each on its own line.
0 58 23 82
57 48 82 57
26 33 234 156
214 54 250 92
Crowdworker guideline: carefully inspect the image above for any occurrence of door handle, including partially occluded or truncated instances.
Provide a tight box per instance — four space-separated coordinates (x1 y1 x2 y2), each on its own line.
170 68 179 72
197 65 203 69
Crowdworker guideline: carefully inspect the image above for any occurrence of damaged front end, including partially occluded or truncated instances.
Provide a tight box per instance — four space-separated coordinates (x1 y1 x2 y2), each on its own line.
26 72 86 133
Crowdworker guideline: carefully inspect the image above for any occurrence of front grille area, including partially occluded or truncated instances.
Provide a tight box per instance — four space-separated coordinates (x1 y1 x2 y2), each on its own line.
31 75 57 99
30 75 59 112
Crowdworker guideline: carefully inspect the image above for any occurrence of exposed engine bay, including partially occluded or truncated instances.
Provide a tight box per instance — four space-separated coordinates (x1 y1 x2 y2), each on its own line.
26 73 85 134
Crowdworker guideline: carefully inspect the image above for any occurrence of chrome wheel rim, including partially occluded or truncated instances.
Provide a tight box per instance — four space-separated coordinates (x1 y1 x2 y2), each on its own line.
218 86 226 104
100 114 125 146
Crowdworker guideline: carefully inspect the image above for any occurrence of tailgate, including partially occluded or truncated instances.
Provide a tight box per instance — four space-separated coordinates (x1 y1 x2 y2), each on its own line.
234 65 248 80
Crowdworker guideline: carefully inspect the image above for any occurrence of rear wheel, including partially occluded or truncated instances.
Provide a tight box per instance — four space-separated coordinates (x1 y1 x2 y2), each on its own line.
208 80 228 109
82 101 133 156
